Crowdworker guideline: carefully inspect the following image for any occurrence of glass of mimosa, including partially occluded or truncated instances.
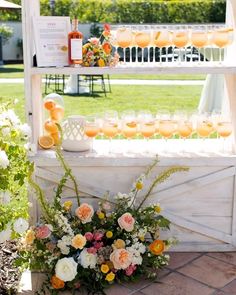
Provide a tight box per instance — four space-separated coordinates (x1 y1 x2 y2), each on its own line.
173 28 189 65
191 28 208 64
84 115 100 152
116 27 133 64
216 114 233 153
153 28 172 65
135 29 151 64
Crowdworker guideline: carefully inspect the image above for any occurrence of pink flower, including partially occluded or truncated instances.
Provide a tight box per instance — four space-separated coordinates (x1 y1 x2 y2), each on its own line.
110 249 132 270
118 213 135 232
94 231 104 241
35 225 51 239
104 23 111 32
94 241 103 250
75 203 94 224
84 232 93 241
125 264 137 276
88 37 99 46
87 247 97 254
87 51 94 58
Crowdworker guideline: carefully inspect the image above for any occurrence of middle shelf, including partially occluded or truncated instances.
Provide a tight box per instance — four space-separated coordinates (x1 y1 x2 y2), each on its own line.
30 64 236 76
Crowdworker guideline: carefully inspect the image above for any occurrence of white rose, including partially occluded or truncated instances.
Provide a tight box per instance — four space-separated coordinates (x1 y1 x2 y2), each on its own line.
0 227 12 243
57 240 70 255
13 218 29 234
55 257 77 282
79 248 97 269
20 123 32 137
0 150 9 169
0 191 11 204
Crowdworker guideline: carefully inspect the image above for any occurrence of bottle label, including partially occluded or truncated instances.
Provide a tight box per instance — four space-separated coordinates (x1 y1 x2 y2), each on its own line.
71 39 82 60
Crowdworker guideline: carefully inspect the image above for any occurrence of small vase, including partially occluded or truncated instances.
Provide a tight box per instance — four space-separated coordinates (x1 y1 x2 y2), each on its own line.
62 115 92 152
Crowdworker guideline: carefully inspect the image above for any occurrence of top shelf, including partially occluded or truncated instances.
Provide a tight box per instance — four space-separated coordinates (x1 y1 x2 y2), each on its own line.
30 64 236 76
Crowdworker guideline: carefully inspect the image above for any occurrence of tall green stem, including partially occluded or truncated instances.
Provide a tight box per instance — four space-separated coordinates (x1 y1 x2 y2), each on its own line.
56 147 80 206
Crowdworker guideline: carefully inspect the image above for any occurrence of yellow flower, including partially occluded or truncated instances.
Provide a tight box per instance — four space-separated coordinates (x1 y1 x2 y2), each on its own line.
101 264 109 274
155 205 162 213
139 236 145 242
112 239 125 249
136 182 143 190
71 234 86 249
24 229 35 245
97 58 105 67
106 231 113 238
63 201 73 211
105 272 115 282
98 212 105 219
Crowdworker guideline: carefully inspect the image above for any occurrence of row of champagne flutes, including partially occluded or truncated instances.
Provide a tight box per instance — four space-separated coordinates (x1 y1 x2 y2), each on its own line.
83 110 233 154
110 24 234 65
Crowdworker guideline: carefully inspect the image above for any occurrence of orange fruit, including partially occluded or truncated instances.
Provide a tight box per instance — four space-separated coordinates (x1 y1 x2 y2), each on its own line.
44 119 58 133
50 132 60 145
44 99 56 111
50 105 64 121
38 135 54 149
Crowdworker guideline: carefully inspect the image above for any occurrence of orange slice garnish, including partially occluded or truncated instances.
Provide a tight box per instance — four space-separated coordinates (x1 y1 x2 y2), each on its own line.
127 122 137 128
44 99 56 111
38 135 54 149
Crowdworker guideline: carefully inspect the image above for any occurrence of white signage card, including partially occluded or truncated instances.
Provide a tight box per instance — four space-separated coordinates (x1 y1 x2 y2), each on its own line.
33 16 71 67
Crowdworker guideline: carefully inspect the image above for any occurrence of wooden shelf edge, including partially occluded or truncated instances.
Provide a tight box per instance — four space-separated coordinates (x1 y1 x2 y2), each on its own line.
30 64 236 75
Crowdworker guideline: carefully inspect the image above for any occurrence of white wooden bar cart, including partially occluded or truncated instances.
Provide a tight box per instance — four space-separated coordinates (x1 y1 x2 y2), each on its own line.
22 0 236 251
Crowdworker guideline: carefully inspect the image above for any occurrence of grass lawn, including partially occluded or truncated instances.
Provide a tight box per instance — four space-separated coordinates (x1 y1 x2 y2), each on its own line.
0 83 201 123
0 64 206 80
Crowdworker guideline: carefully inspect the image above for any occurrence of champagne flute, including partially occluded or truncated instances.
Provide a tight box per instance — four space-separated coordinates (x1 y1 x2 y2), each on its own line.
173 27 189 65
153 26 172 65
191 26 208 65
216 114 233 153
135 29 151 65
84 115 100 152
116 27 133 65
140 116 155 154
103 110 119 154
212 26 231 65
196 113 214 153
159 112 175 153
121 110 137 154
177 113 193 153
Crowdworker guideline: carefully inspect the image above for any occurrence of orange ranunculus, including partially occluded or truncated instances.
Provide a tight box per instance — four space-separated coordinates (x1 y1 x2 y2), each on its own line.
51 275 65 289
102 42 112 55
149 240 165 255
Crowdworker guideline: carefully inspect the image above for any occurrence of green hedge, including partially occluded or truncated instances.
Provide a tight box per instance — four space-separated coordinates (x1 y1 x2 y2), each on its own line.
1 0 226 23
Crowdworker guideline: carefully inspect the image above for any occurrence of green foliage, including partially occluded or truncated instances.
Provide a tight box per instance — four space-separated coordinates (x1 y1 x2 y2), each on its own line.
0 24 13 45
0 0 21 21
0 101 32 237
1 0 226 23
39 0 226 24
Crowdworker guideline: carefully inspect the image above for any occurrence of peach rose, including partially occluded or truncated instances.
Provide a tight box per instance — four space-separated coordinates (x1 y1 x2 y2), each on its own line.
71 234 86 250
118 213 135 232
75 203 94 224
110 248 132 270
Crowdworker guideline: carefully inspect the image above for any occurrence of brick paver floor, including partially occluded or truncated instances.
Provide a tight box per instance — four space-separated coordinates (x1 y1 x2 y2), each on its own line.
18 252 236 295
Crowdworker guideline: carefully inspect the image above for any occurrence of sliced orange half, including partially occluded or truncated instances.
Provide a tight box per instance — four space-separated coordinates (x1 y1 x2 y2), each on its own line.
38 135 54 149
127 121 137 128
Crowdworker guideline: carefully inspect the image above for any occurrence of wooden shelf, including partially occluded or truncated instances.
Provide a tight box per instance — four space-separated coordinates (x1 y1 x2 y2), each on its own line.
30 63 236 76
32 139 236 167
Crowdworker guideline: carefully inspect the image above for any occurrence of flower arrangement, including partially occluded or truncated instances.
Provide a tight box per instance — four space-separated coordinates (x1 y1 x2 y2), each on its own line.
82 24 119 67
0 101 34 243
18 146 188 294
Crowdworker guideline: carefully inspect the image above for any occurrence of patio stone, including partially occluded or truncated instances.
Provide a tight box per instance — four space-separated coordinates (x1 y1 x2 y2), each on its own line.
141 272 214 295
207 252 236 266
167 252 202 269
221 279 236 294
178 255 236 289
104 284 132 295
121 268 170 291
